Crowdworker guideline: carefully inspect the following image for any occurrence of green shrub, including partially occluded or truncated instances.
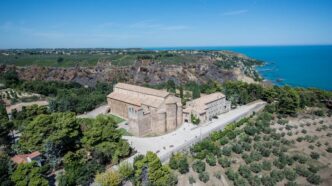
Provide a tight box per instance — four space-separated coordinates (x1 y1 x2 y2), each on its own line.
254 135 261 141
250 162 262 173
261 160 272 171
178 157 189 174
313 110 324 117
281 139 291 145
308 165 319 173
272 148 280 156
225 168 238 181
190 139 219 159
307 174 321 185
244 125 257 136
169 154 179 170
270 132 281 140
326 147 332 153
284 168 297 181
285 124 292 130
273 158 286 169
240 134 252 143
270 169 285 182
242 153 253 164
296 137 303 142
232 144 243 154
261 175 276 186
293 154 308 164
192 160 205 173
191 114 200 125
233 176 246 186
310 152 320 160
277 119 288 125
219 137 228 145
285 181 298 186
260 148 271 157
238 165 251 178
210 131 221 141
218 157 231 168
198 172 209 183
227 131 236 140
247 175 261 186
285 155 294 166
118 162 134 180
242 142 252 151
295 165 310 177
206 154 216 166
169 153 189 174
250 151 262 161
222 146 232 156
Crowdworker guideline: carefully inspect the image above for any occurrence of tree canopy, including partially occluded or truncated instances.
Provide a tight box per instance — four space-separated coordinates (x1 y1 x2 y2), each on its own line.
19 112 81 154
81 115 130 164
11 162 48 186
58 149 104 186
134 151 177 186
0 103 12 147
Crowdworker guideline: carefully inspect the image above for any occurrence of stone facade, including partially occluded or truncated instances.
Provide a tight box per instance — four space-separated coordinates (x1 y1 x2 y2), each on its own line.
183 92 231 124
107 83 182 136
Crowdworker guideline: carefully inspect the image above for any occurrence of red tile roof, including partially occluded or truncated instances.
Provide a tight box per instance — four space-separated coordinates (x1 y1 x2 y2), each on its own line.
11 151 41 164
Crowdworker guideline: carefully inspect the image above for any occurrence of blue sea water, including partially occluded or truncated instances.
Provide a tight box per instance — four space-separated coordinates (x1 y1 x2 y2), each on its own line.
147 45 332 90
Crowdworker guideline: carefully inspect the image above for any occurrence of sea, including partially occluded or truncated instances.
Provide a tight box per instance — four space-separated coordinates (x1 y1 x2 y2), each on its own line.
147 45 332 91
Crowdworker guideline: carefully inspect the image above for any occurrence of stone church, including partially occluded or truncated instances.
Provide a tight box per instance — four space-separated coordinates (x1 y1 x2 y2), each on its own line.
107 83 182 136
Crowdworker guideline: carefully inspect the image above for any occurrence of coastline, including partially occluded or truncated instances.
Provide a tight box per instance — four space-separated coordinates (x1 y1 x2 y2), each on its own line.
150 45 332 91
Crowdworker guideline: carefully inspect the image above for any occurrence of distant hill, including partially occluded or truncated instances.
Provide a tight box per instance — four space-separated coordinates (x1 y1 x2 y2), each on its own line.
0 49 263 87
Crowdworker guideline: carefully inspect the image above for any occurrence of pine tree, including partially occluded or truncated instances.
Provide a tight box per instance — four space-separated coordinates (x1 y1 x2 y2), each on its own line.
192 83 201 99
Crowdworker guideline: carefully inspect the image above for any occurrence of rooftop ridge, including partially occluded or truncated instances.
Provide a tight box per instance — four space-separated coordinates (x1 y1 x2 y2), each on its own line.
115 83 170 98
192 92 225 106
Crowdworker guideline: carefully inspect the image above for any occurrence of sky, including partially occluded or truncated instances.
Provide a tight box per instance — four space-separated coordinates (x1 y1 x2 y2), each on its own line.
0 0 332 48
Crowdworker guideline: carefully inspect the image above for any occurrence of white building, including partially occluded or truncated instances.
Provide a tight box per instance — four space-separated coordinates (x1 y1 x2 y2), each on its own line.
183 92 231 124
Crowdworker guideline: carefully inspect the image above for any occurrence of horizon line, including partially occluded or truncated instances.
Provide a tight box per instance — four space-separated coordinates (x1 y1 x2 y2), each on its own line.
1 44 332 50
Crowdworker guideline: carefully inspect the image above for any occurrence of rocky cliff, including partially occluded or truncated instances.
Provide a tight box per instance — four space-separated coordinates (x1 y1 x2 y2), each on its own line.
0 50 262 87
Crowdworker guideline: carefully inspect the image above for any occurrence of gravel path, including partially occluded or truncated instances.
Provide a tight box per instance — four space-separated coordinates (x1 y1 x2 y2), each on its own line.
6 100 48 113
77 104 109 118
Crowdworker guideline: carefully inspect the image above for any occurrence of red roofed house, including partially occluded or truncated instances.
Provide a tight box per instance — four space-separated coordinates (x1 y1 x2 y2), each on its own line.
11 151 42 166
